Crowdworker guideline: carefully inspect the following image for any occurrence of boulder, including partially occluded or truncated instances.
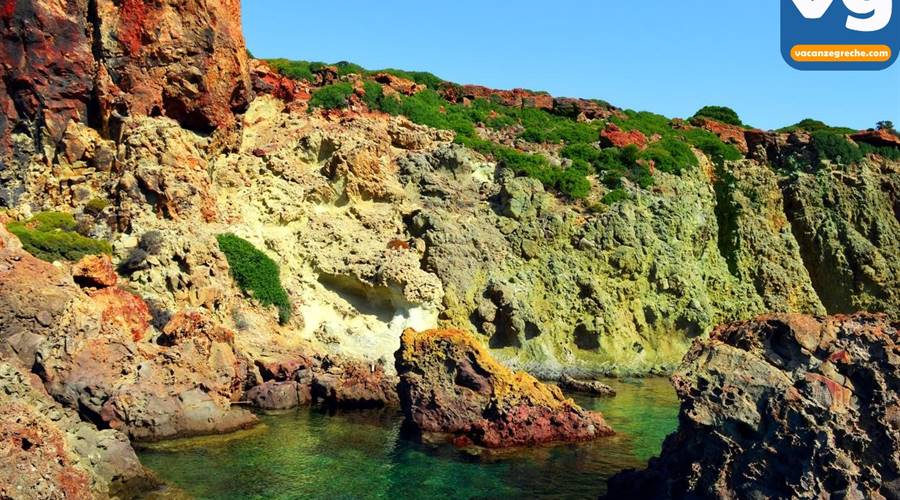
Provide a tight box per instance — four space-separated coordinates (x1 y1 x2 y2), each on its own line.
72 255 118 288
604 313 900 499
395 328 613 449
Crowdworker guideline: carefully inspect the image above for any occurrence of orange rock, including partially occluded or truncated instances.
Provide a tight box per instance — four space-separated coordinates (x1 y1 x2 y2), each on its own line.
72 254 117 288
396 328 613 448
88 287 151 342
372 73 425 96
690 117 750 154
161 310 234 346
600 123 648 149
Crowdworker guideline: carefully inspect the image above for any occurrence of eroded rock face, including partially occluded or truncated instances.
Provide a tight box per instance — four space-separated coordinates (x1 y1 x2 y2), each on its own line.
0 361 156 499
0 0 251 207
0 225 258 442
395 328 613 449
604 314 900 499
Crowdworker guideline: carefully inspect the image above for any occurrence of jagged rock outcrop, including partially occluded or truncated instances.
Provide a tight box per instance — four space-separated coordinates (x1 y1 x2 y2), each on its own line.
0 225 258 441
0 361 158 499
395 328 613 448
604 313 900 499
1 0 251 208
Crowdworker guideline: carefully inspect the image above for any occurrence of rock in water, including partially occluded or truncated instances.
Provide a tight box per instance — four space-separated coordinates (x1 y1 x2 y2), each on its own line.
604 313 900 499
395 328 613 449
558 375 617 397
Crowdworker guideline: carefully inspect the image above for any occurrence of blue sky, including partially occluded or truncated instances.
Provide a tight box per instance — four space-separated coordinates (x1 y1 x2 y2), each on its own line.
242 0 899 130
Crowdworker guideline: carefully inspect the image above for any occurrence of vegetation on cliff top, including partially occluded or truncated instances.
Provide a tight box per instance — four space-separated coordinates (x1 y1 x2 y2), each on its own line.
6 212 111 262
272 57 895 201
216 233 292 325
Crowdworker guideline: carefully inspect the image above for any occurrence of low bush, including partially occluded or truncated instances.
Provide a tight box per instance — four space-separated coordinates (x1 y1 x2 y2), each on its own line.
84 197 110 215
309 82 355 110
601 188 631 205
216 233 292 325
810 131 863 165
6 211 111 262
693 106 743 127
778 119 856 135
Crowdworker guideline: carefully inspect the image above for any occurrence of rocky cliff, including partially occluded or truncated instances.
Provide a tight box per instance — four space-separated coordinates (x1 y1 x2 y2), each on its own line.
604 313 900 499
1 0 899 496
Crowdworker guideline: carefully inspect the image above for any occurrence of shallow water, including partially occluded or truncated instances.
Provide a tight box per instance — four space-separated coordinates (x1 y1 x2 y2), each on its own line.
138 378 679 499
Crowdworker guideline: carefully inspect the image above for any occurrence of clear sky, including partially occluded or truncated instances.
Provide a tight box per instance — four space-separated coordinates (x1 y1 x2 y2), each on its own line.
242 0 900 131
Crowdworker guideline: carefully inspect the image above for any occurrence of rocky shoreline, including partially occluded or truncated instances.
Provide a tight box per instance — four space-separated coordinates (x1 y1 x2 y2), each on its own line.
1 0 899 497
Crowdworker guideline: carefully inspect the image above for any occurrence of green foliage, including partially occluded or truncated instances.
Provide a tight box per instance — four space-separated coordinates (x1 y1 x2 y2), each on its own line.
309 83 355 110
216 233 292 325
859 143 900 161
601 188 631 205
778 119 856 135
375 68 445 89
641 138 698 174
680 128 743 164
266 58 316 81
6 211 111 262
362 81 384 110
810 130 863 165
693 106 743 127
84 197 110 215
593 145 654 189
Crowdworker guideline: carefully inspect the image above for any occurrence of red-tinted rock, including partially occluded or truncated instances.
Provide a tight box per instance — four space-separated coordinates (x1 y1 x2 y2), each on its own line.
851 129 900 148
72 254 118 288
396 328 613 449
160 310 235 346
604 313 900 499
0 0 251 158
691 117 750 154
552 97 616 120
600 123 648 149
88 287 151 342
372 73 425 96
442 85 553 110
250 59 311 104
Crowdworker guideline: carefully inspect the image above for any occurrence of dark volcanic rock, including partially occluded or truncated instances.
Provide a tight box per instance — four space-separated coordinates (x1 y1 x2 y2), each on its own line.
396 328 613 449
604 313 900 499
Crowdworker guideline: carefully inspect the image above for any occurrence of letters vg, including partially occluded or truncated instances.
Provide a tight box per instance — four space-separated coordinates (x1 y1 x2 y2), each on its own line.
792 0 893 32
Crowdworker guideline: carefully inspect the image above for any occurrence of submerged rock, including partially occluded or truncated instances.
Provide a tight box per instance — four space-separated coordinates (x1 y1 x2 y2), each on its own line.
604 313 900 499
395 328 613 449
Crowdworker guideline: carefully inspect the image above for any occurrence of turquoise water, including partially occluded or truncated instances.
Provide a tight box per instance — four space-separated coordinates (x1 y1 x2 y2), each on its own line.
138 378 679 499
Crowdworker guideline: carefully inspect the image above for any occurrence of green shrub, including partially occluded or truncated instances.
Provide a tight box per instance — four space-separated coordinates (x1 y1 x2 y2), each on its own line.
778 119 856 135
693 106 743 126
859 143 900 161
641 137 698 174
601 188 631 205
216 233 292 325
810 131 863 165
84 197 110 215
309 83 355 110
362 81 384 110
681 129 742 165
374 68 445 89
266 58 317 81
6 211 111 262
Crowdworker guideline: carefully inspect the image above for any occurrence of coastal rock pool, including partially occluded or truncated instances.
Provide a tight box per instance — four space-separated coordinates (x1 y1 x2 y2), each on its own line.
138 378 678 499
